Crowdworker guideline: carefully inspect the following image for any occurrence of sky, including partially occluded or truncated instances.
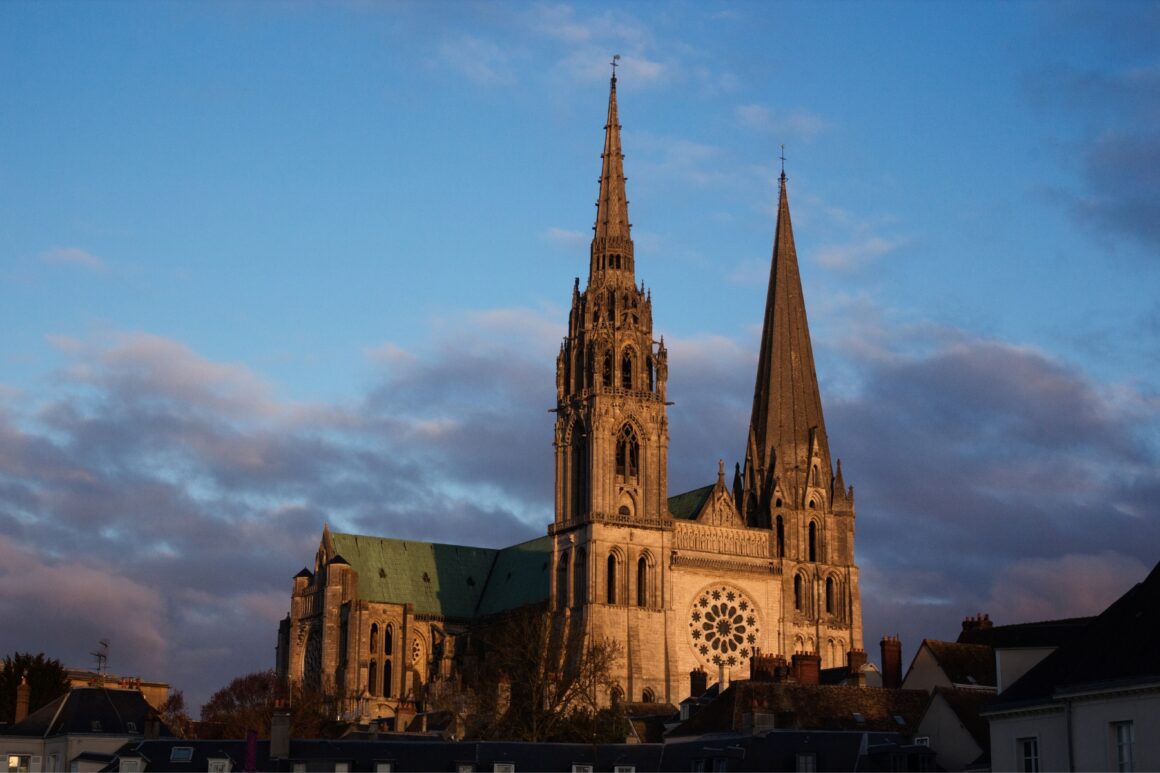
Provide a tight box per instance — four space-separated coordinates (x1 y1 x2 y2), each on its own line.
1 1 1158 712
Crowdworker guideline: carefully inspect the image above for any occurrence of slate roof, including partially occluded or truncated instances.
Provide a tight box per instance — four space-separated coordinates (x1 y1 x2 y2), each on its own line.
923 641 995 687
328 532 551 621
668 681 929 737
669 485 714 520
987 560 1160 711
956 616 1093 648
0 687 164 738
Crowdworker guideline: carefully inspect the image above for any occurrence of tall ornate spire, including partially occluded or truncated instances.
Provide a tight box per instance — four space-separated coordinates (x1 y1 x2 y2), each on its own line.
589 59 634 285
743 170 831 519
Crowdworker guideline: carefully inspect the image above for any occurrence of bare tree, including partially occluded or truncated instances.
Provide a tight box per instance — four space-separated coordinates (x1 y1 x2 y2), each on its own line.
435 605 626 742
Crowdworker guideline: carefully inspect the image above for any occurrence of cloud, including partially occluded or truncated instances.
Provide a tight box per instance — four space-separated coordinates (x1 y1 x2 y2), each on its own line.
734 104 831 141
3 297 1156 709
435 32 515 85
815 235 909 271
1069 131 1160 251
40 247 107 272
544 226 588 249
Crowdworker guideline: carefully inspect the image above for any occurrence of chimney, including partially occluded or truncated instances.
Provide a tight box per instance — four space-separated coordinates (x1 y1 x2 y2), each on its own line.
847 649 868 687
14 677 30 724
270 707 290 759
144 711 160 739
880 635 902 689
791 653 821 686
961 613 993 634
689 667 708 698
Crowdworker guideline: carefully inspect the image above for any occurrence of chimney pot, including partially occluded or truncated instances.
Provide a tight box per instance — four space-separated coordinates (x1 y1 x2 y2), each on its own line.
880 635 903 689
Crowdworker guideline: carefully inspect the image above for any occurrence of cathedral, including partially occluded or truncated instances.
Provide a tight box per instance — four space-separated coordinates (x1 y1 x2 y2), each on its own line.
276 70 863 721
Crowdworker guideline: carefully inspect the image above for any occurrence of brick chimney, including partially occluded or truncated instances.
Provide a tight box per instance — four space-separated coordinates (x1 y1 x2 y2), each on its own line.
791 653 821 686
689 667 708 698
880 635 902 689
14 676 30 724
846 648 868 686
961 613 993 634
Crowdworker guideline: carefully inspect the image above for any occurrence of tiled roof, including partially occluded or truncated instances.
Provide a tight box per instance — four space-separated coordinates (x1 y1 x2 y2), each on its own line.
669 681 929 737
988 560 1160 710
924 641 995 687
329 532 551 621
669 485 713 520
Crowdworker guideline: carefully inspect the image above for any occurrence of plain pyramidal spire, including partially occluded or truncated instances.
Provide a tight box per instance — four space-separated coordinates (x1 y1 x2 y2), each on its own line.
742 162 832 518
589 55 634 284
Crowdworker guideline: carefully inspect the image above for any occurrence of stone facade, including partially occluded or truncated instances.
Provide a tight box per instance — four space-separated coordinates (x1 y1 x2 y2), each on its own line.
277 70 863 720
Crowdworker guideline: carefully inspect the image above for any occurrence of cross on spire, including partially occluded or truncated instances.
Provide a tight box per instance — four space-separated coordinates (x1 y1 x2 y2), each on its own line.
779 144 787 182
611 54 620 79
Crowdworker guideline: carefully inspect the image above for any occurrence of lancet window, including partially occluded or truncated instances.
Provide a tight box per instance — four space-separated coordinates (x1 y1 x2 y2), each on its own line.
615 424 639 480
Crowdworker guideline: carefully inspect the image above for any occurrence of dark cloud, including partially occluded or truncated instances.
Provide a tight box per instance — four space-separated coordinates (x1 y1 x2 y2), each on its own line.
1 309 1156 708
1024 7 1160 253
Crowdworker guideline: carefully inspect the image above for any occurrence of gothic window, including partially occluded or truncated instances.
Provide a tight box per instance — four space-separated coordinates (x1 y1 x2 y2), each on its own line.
636 556 648 607
825 577 835 614
385 624 393 656
574 547 587 605
370 623 378 654
618 505 631 516
383 659 393 697
610 685 624 706
687 584 762 669
794 575 803 611
557 551 570 609
808 522 818 562
602 351 613 388
304 628 321 691
642 687 656 703
607 553 618 605
776 516 785 558
615 424 639 479
368 660 378 696
621 349 634 389
571 425 589 519
647 357 655 391
811 464 819 485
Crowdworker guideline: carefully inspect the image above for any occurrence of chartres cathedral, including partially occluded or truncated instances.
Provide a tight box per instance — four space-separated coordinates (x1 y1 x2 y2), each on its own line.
277 71 863 721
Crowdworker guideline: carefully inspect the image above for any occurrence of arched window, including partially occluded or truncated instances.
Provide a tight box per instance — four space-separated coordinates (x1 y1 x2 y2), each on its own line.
368 660 378 696
775 516 785 558
794 574 803 611
610 685 624 706
621 349 634 389
647 357 655 391
829 639 838 668
571 424 588 519
808 522 818 562
383 659 393 697
642 687 656 703
636 556 648 608
826 577 835 614
370 623 378 654
384 624 393 656
607 553 618 605
557 551 570 609
602 351 613 388
615 424 639 480
574 547 587 605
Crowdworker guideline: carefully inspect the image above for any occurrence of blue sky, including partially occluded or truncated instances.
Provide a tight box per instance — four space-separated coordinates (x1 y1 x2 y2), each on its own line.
1 1 1158 710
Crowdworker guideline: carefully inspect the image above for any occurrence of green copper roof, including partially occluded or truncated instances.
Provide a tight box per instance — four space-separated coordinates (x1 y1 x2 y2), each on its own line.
668 484 714 520
329 533 498 620
476 535 553 617
328 532 551 620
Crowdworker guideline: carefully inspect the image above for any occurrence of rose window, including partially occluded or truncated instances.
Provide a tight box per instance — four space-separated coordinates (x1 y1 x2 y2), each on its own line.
687 584 761 668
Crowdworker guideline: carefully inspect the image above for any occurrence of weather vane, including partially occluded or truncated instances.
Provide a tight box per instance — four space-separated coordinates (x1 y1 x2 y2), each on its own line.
611 54 620 78
779 144 786 176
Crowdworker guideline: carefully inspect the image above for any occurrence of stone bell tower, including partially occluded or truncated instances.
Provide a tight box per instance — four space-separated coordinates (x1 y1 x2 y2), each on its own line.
549 66 675 705
552 68 670 532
